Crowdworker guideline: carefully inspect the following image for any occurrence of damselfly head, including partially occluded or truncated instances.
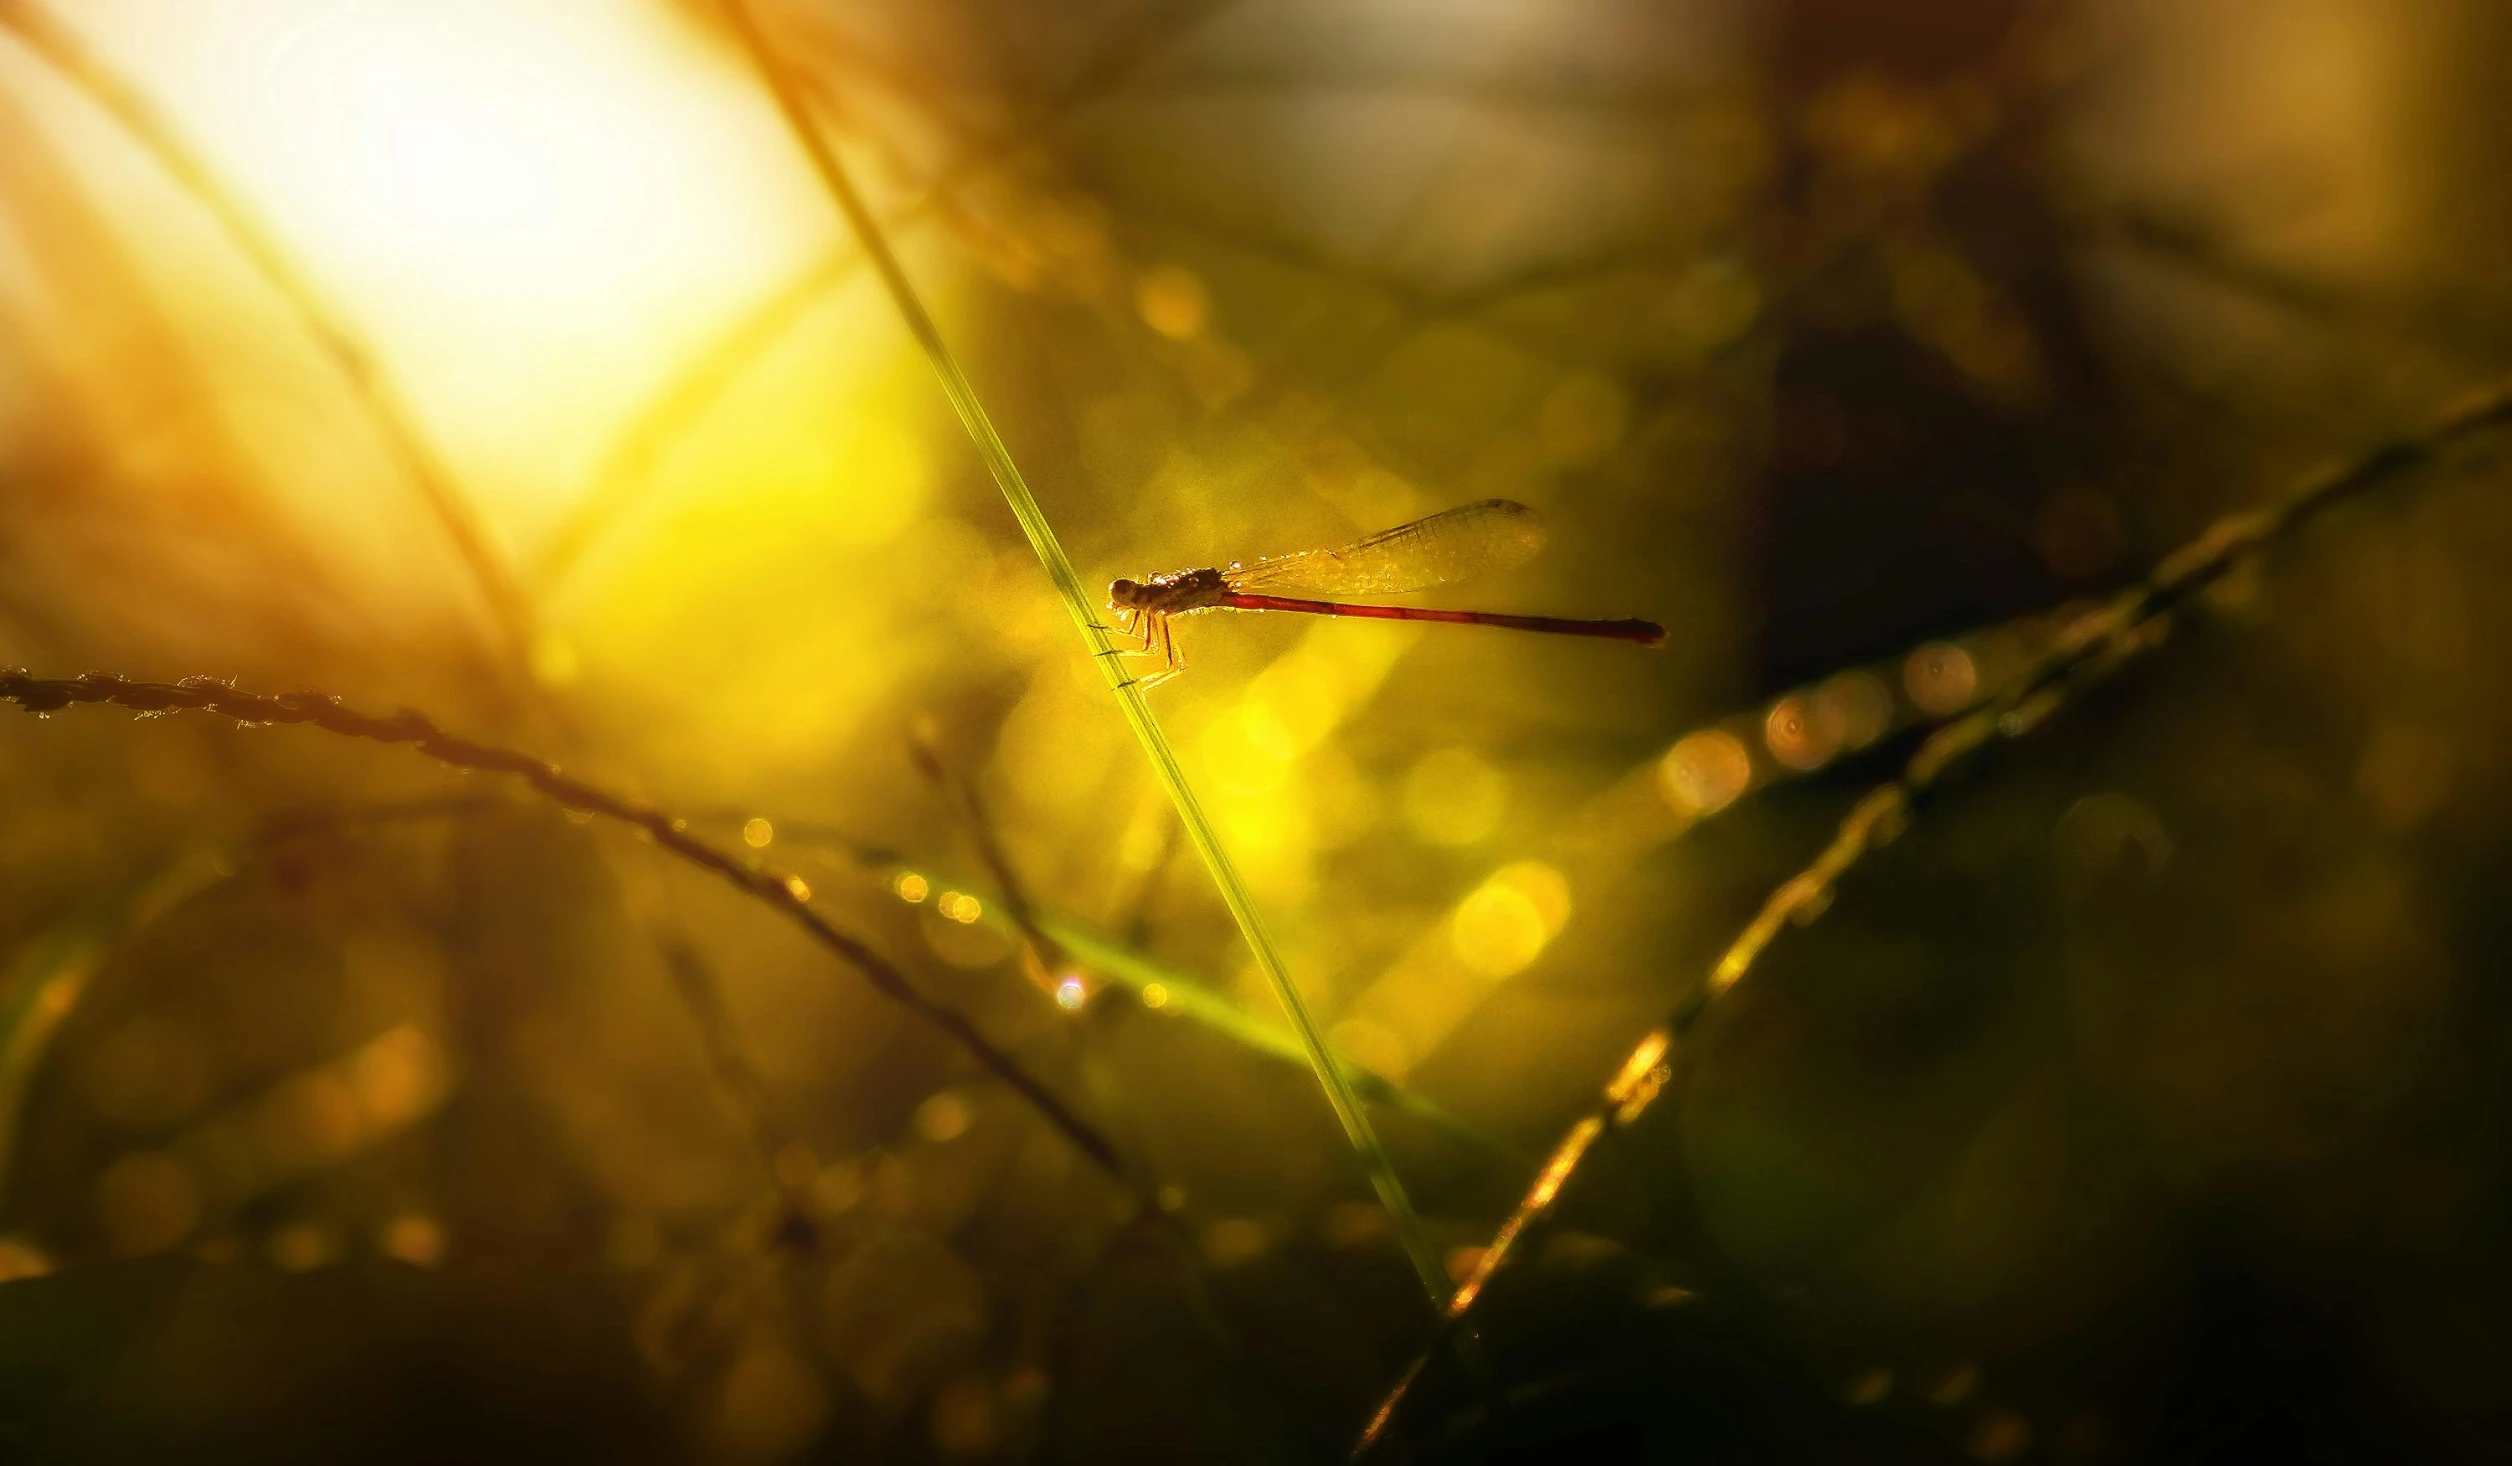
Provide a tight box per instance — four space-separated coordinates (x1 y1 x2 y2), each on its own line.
1107 578 1142 609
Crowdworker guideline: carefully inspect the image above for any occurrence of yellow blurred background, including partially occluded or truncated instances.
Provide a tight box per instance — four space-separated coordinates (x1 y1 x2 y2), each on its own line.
3 0 2512 1461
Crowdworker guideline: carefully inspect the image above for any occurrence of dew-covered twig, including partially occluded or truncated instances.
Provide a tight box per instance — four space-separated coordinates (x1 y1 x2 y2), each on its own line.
726 805 1525 1163
1357 376 2512 1453
0 669 1125 1181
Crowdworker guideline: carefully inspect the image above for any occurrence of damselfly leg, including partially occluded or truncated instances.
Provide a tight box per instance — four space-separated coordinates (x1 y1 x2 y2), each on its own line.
1129 615 1186 691
1096 603 1185 690
1095 608 1160 659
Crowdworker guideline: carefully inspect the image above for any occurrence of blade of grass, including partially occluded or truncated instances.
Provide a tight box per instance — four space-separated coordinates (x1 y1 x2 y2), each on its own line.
734 809 1521 1162
802 776 1525 1165
0 0 535 683
1043 917 1525 1167
716 0 1454 1309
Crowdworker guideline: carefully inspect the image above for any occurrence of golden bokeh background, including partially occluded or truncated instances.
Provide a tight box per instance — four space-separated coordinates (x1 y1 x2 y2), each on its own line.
2 0 2511 1460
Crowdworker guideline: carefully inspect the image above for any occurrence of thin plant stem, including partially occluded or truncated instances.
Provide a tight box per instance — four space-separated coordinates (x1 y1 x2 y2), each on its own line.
655 933 806 1199
1355 376 2512 1454
899 734 1531 1171
708 808 1524 1164
0 668 1128 1186
717 0 1455 1309
0 0 536 682
239 790 1517 1165
907 723 1078 985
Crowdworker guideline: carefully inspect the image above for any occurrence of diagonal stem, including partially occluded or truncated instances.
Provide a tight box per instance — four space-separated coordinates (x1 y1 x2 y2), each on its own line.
1354 376 2512 1452
0 668 1127 1186
716 0 1454 1309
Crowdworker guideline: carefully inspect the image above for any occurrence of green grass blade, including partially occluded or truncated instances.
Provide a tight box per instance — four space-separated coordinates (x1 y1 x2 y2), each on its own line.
718 1 1453 1307
1043 917 1527 1168
684 812 1527 1165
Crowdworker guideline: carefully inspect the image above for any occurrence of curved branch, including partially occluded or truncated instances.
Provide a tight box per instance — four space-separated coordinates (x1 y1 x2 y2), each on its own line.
1358 376 2512 1454
0 669 1124 1182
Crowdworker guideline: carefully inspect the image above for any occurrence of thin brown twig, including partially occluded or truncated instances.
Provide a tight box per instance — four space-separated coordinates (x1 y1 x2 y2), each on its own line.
0 669 1125 1182
902 723 1221 1303
906 724 1076 987
656 934 805 1193
0 1 538 685
697 805 1529 1163
1355 376 2512 1455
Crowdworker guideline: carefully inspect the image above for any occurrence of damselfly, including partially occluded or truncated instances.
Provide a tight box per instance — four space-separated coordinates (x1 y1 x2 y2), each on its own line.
1103 499 1664 690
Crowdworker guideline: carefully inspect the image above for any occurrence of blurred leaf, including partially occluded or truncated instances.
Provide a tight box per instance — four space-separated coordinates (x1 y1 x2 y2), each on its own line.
0 852 227 1212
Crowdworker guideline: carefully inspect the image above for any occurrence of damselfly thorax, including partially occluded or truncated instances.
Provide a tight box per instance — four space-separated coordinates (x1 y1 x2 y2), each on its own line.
1105 567 1229 616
